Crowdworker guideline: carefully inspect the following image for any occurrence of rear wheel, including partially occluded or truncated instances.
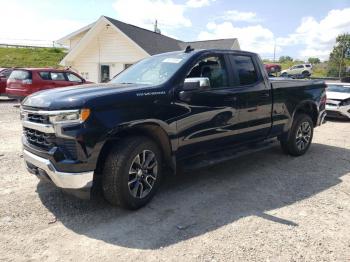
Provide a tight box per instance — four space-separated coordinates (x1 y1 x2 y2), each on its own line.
302 71 310 78
280 114 314 156
102 136 162 209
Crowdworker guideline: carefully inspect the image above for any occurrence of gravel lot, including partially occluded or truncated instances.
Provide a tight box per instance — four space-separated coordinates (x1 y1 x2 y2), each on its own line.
1 100 350 262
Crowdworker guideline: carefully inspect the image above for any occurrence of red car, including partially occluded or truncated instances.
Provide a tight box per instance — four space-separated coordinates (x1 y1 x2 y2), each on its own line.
0 68 14 96
6 68 91 100
264 63 282 75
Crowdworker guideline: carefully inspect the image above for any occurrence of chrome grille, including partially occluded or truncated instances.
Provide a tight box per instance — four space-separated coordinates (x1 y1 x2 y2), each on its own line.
27 113 50 124
24 127 55 150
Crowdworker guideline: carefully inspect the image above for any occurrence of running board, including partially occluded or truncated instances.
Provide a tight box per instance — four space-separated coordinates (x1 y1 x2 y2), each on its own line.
180 138 278 171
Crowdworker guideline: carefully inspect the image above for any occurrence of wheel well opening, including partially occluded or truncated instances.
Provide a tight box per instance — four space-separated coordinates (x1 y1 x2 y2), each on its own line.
295 103 318 126
94 125 174 180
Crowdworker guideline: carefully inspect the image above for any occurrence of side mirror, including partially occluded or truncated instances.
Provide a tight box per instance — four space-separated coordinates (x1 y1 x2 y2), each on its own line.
183 77 210 91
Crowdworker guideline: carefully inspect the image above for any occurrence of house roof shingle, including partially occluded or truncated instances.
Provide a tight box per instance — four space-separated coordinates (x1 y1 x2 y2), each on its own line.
104 16 238 55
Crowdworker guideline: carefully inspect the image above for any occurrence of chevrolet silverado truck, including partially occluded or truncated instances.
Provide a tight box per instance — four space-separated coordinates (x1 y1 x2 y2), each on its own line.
20 48 327 209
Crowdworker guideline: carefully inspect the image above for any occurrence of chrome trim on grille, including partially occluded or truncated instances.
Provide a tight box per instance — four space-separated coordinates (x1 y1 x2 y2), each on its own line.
21 109 79 116
22 120 55 133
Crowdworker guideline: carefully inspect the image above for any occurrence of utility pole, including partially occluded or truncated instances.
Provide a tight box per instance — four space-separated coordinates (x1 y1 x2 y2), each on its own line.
339 44 344 79
273 40 276 62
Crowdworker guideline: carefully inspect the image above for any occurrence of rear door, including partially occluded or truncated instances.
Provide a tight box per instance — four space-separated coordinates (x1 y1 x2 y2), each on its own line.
37 71 56 91
227 54 272 142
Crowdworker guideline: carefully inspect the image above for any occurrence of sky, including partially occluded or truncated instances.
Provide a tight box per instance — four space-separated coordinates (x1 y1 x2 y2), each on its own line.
0 0 349 61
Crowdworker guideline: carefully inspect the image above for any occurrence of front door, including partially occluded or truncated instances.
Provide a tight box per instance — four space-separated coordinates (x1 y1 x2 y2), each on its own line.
175 54 240 158
100 65 110 83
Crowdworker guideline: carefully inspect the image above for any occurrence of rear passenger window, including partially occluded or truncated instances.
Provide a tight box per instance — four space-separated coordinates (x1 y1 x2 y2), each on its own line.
50 72 66 81
39 72 50 80
232 56 258 86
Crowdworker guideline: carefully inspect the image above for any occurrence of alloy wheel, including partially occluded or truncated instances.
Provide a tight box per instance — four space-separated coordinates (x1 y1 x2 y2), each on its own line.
128 150 158 199
295 121 312 151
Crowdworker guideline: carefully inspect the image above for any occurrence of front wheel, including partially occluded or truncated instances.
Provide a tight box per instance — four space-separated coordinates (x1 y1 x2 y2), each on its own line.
280 114 314 156
102 136 162 210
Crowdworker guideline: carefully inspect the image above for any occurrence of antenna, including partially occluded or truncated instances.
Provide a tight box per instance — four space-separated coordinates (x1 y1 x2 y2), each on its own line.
154 20 161 34
185 45 194 53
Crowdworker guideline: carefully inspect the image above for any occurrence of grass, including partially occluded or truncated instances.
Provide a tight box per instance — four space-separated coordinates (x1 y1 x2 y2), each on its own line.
0 47 66 68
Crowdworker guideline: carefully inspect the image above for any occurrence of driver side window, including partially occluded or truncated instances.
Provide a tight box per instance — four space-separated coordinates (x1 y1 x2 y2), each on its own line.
187 56 229 88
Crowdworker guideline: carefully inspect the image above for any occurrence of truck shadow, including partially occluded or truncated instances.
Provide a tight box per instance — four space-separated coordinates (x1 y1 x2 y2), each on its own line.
37 143 349 250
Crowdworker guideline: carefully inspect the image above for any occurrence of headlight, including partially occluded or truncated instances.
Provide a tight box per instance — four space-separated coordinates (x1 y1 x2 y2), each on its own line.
49 109 90 124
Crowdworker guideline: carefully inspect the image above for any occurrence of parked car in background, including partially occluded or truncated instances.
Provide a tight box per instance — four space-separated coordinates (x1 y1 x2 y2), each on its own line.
0 68 14 96
281 64 313 78
326 82 350 119
264 63 281 75
6 68 92 100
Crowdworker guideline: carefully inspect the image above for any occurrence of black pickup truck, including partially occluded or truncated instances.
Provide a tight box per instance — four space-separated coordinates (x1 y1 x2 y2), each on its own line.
21 48 327 209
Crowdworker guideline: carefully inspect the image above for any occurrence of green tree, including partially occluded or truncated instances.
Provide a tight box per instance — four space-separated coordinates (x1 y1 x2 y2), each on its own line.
279 56 293 63
327 33 350 77
308 57 320 64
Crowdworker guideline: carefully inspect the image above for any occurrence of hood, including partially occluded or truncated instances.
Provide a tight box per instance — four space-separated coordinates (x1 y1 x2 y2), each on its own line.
326 91 350 101
22 83 152 110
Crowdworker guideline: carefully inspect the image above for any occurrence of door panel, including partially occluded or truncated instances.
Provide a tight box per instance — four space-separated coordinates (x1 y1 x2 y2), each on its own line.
175 54 240 158
228 55 272 142
175 88 240 158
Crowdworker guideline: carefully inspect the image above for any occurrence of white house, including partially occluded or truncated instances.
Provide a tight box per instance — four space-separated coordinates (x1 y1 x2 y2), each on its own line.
57 16 240 83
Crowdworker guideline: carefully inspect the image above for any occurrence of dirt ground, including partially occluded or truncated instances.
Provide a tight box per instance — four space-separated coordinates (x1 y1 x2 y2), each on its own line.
0 99 350 262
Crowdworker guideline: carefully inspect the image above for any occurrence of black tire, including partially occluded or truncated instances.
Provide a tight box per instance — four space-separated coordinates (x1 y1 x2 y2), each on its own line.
280 114 314 156
281 72 288 77
302 71 310 78
102 136 162 210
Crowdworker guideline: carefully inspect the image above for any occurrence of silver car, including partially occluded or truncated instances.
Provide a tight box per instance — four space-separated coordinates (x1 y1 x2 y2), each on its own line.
326 82 350 119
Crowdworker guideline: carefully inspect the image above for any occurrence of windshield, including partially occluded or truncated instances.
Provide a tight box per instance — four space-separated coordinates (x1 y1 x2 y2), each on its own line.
111 52 191 85
327 84 350 93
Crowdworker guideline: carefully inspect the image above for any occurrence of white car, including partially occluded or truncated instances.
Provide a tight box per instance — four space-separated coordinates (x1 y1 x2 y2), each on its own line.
326 82 350 119
281 64 313 78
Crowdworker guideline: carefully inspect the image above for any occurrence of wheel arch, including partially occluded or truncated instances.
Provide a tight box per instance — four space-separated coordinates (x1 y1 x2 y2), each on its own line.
94 122 176 181
292 101 318 127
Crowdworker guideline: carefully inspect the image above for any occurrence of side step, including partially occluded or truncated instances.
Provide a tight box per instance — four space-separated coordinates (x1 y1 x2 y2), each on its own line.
180 138 278 171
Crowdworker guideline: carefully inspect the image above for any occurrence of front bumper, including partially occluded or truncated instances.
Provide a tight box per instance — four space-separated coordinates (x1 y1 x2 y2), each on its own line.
23 149 94 189
326 104 350 119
